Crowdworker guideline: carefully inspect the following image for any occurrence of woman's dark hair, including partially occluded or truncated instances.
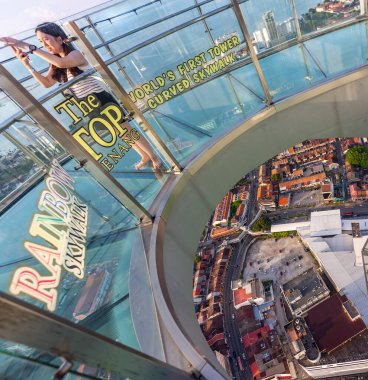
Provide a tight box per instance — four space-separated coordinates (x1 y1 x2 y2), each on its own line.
35 22 83 83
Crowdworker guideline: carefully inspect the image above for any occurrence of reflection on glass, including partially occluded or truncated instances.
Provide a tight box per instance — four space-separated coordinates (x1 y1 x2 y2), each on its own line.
142 64 266 163
0 133 40 204
98 9 200 57
80 0 197 51
0 159 140 349
259 44 325 100
200 0 231 13
40 72 171 207
295 0 361 35
145 110 212 162
303 21 368 77
9 120 65 164
0 91 23 119
202 9 245 48
239 0 296 52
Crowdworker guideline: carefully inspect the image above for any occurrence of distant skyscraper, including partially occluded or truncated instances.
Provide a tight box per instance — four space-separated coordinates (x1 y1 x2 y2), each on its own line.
253 30 265 50
277 18 296 41
263 11 279 43
285 17 296 34
262 28 270 48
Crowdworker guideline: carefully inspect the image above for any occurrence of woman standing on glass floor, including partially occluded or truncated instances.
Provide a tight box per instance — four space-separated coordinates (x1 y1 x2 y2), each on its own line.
0 22 162 170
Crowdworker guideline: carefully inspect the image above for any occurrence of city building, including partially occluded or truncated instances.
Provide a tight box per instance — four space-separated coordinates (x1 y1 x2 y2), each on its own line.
321 181 334 202
278 193 290 208
309 209 342 237
263 11 279 43
305 294 366 354
281 268 330 316
242 325 289 379
279 172 326 193
257 183 276 210
285 317 320 362
212 192 233 227
232 279 265 309
350 183 368 201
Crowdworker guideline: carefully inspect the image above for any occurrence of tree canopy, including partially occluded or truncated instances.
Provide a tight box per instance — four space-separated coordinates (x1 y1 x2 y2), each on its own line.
251 216 271 232
346 145 368 168
271 173 281 183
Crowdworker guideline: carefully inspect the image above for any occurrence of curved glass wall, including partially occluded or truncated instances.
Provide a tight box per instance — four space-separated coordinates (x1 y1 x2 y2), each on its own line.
0 0 368 378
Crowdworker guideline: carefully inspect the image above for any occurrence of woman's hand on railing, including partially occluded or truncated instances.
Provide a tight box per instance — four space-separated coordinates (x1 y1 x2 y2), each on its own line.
0 36 30 50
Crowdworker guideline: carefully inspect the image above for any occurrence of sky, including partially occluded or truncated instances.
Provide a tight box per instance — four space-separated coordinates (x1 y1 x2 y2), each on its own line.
0 0 115 36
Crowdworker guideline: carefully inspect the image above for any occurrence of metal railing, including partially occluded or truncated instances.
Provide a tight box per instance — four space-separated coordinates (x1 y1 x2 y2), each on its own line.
1 1 368 377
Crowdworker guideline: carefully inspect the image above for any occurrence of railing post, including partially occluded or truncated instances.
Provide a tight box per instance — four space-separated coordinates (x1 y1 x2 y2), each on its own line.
85 16 137 89
290 0 303 41
64 21 183 172
0 291 194 380
0 64 153 222
194 0 216 44
361 0 367 15
230 0 273 105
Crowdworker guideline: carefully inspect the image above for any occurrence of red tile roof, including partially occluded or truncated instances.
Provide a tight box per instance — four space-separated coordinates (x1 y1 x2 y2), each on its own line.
279 172 326 190
305 294 366 353
242 325 271 348
278 194 290 207
233 286 252 307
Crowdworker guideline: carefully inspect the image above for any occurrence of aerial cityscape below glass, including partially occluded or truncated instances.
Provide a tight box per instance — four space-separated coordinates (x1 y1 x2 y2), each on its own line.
194 137 368 379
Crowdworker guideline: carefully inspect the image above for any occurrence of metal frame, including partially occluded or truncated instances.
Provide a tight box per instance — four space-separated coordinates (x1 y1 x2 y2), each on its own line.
85 16 136 89
0 291 194 380
0 1 365 128
230 0 273 105
362 0 368 15
92 0 219 50
64 21 183 173
2 130 46 168
290 0 302 41
0 64 153 222
104 3 236 66
194 0 216 44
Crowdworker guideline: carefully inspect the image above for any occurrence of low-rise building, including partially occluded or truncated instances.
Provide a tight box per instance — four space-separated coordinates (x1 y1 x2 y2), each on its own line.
210 226 240 239
281 268 330 316
286 323 306 360
305 294 366 354
279 172 326 193
232 279 265 309
321 181 334 202
212 192 232 227
202 314 227 355
278 193 290 208
259 164 267 184
350 183 368 201
257 183 275 209
232 185 249 202
242 325 290 380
